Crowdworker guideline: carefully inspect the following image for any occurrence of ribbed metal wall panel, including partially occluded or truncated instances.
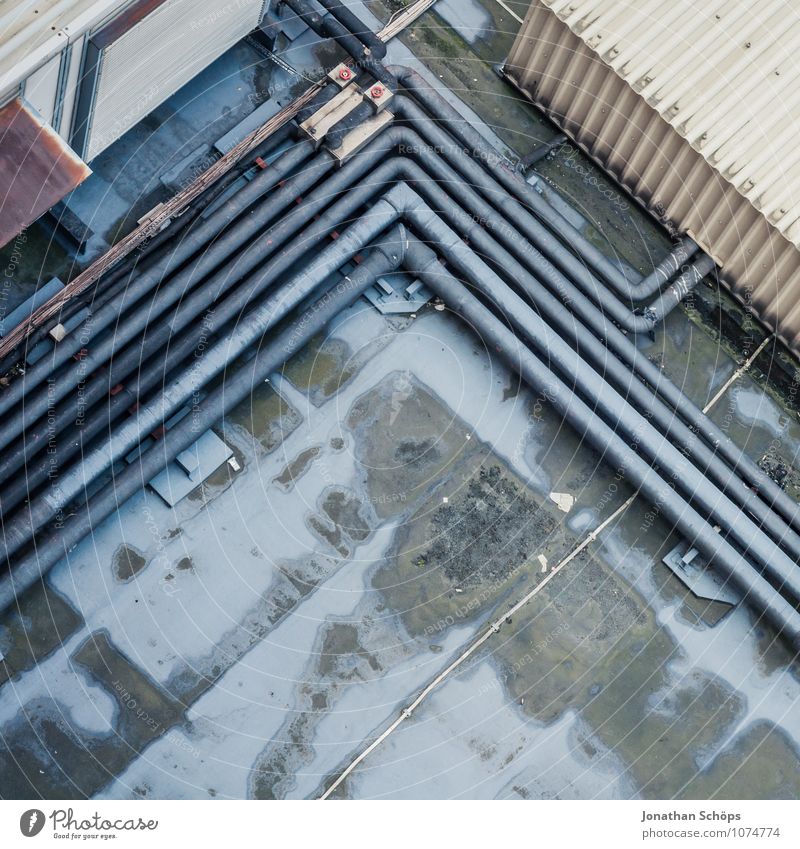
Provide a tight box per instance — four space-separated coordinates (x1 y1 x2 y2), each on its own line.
505 1 800 355
84 0 265 160
57 35 85 139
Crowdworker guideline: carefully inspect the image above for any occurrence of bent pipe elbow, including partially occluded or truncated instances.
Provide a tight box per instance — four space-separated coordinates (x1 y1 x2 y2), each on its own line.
615 256 716 334
283 0 375 69
628 235 703 303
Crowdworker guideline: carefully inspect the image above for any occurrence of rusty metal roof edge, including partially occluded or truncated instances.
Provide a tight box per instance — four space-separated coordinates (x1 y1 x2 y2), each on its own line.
0 98 91 248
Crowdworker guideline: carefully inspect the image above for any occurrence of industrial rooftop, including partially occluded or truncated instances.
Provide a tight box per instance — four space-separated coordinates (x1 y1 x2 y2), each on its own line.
0 0 799 808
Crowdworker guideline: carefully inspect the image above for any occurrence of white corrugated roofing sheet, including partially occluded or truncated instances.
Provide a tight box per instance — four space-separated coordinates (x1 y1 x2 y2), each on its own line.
540 0 800 248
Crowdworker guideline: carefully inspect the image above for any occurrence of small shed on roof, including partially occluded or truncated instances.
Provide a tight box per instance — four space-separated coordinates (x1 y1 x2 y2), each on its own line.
504 0 800 355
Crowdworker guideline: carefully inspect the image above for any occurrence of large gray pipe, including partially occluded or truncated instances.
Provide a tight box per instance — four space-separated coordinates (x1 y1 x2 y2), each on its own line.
388 96 800 536
0 229 408 613
0 141 320 450
391 92 705 333
4 176 798 643
8 181 800 609
394 197 800 603
283 0 391 83
0 139 316 417
317 0 386 59
402 238 800 648
373 158 800 566
0 149 328 448
13 99 681 493
0 130 407 508
3 125 791 574
0 151 344 488
0 139 412 504
6 94 621 487
0 195 405 563
387 66 645 294
6 129 798 569
4 109 792 596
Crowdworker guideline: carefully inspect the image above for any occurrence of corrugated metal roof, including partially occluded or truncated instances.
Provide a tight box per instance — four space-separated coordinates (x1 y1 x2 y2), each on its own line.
0 0 124 95
538 0 800 248
0 98 91 246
